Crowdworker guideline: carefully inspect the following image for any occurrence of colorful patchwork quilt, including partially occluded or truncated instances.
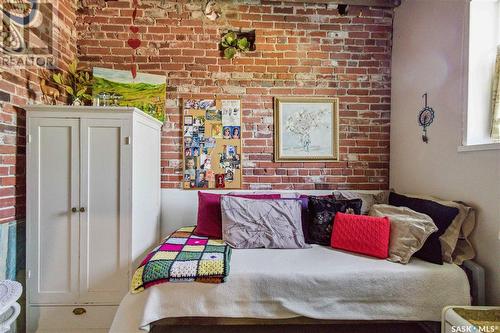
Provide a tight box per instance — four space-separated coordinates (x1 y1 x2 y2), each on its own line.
131 226 232 293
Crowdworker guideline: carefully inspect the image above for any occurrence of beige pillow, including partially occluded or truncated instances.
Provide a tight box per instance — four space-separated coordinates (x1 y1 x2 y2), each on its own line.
369 204 438 264
390 193 476 264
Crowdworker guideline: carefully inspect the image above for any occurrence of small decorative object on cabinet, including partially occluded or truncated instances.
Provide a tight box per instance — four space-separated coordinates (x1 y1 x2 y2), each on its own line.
25 106 162 333
39 79 60 105
51 58 93 106
0 280 22 333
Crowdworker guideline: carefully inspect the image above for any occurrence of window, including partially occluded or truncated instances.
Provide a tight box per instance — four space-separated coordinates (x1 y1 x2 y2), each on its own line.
463 0 500 149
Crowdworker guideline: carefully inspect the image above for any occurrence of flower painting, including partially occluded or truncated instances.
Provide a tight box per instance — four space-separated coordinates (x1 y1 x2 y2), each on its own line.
274 98 339 161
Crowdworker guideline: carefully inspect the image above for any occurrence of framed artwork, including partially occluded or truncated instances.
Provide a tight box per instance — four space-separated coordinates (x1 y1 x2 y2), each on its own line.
182 99 242 189
92 67 166 122
274 97 339 162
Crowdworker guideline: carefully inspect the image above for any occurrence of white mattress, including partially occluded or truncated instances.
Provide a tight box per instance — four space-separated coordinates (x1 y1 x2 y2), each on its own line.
110 245 470 332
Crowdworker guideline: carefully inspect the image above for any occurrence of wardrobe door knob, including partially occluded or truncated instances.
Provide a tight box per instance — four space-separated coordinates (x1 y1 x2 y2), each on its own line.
73 307 86 315
79 207 85 213
71 207 77 213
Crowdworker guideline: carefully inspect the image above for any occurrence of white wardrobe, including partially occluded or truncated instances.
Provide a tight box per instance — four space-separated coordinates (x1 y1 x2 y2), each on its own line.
25 106 162 332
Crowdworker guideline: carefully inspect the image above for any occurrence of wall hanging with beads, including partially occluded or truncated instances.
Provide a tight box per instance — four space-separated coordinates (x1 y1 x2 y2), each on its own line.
182 99 242 189
418 93 435 143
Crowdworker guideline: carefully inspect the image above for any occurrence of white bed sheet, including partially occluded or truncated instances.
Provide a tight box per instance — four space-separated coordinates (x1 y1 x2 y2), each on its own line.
110 245 470 332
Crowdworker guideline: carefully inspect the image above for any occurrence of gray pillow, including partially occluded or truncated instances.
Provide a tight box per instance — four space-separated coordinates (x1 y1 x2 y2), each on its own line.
221 196 309 249
334 190 389 215
369 204 438 264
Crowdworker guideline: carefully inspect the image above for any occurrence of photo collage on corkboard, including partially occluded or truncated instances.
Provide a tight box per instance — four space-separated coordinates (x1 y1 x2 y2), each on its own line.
182 99 242 189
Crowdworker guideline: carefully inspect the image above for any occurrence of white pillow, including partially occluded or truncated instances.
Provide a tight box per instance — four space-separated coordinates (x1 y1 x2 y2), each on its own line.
369 204 437 264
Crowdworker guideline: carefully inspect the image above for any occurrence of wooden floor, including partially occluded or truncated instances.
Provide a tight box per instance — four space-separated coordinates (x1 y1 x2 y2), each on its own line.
152 323 439 333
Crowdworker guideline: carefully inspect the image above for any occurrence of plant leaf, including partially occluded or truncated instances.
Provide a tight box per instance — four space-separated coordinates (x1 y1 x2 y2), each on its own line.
237 37 250 51
68 60 77 75
52 73 62 84
77 88 87 97
65 86 74 95
224 47 237 60
223 31 237 46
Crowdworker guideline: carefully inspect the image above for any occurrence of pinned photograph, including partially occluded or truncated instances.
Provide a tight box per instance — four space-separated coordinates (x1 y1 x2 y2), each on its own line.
184 148 192 157
215 174 225 188
225 168 234 182
210 123 223 138
194 116 205 127
184 137 192 147
184 157 197 180
200 154 211 170
226 145 236 156
222 100 241 126
184 126 194 137
191 147 200 157
206 109 222 121
184 99 200 109
231 126 240 139
223 126 232 139
204 137 216 148
206 170 215 181
184 115 193 125
199 100 215 110
196 170 209 188
231 154 240 169
191 135 201 147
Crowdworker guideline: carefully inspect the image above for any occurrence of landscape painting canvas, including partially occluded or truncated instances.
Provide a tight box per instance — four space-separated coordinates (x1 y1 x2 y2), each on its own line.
274 98 339 161
92 67 166 122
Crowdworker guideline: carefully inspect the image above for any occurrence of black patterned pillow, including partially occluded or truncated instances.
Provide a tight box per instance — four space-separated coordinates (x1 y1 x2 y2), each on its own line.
307 197 362 245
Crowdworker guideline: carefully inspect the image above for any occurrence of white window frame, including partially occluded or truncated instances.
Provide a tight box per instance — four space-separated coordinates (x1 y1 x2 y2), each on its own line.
459 0 500 152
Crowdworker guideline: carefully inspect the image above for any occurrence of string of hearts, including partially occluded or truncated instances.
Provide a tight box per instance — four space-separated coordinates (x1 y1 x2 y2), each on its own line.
127 0 140 78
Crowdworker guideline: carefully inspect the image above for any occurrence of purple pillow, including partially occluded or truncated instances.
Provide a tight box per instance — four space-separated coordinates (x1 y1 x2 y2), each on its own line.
221 196 308 249
194 192 281 238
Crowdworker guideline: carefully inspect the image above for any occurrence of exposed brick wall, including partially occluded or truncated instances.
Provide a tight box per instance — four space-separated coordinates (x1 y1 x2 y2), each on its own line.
77 0 393 191
0 0 77 223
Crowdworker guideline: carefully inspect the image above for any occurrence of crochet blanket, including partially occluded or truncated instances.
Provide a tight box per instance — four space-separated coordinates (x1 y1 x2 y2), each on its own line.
131 226 231 293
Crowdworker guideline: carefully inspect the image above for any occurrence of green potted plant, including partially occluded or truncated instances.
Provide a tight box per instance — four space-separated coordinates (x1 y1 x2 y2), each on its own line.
220 31 251 60
52 58 93 106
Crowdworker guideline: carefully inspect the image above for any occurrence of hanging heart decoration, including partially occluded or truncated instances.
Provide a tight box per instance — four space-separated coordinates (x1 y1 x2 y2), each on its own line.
127 38 141 49
131 65 137 79
127 0 140 79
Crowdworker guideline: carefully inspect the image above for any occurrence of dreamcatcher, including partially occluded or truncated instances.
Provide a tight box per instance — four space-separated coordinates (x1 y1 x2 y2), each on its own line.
418 93 435 143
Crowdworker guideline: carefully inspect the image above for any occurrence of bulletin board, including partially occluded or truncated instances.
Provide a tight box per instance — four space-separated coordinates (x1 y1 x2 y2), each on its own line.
182 99 242 189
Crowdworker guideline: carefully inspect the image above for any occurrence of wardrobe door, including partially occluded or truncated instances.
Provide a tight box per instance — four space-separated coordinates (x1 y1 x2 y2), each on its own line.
27 118 80 304
79 118 131 303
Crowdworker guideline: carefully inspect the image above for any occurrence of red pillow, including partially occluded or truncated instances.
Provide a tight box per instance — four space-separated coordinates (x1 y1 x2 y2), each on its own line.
194 192 281 238
331 212 390 259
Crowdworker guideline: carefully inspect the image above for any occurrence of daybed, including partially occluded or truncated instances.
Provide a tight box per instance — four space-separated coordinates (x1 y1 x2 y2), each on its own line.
109 190 473 333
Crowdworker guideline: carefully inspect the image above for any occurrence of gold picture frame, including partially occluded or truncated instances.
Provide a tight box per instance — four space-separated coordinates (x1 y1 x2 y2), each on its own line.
274 97 339 162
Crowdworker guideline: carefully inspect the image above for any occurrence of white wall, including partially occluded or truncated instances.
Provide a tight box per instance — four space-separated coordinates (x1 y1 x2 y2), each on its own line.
391 0 500 305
